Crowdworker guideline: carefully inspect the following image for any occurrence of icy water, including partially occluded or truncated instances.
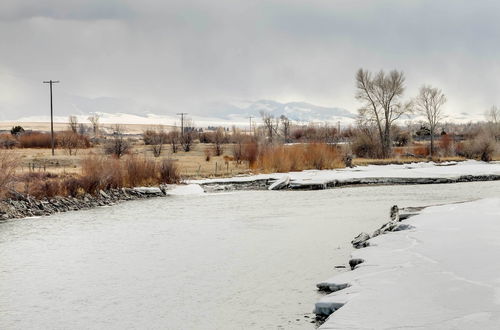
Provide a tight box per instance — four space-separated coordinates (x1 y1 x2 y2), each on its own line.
1 182 499 330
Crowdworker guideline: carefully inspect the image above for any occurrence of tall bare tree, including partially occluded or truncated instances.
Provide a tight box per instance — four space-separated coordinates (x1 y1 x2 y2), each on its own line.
88 113 101 138
147 125 167 157
68 116 78 133
356 68 412 158
213 127 226 156
104 125 130 158
167 131 180 153
415 85 447 156
260 111 279 143
485 105 500 137
280 115 291 143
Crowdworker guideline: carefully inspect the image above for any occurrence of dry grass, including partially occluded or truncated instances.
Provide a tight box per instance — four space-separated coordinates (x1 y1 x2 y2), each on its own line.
256 143 344 173
0 150 20 196
19 132 54 148
14 155 182 198
353 156 465 166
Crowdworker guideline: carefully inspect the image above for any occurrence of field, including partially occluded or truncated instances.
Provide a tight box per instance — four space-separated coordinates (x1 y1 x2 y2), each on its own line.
11 143 251 179
9 141 473 180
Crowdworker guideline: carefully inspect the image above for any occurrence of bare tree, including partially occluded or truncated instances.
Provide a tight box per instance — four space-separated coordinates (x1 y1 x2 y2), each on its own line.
485 105 500 137
68 116 78 133
167 131 180 153
88 113 101 138
58 131 85 156
181 131 193 152
356 68 412 158
280 115 291 143
149 126 167 157
260 111 279 143
181 120 195 152
213 127 226 156
415 85 447 156
485 105 499 123
78 123 87 135
104 125 131 158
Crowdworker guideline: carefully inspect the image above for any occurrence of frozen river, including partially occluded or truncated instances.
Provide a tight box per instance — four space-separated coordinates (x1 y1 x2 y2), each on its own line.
1 181 499 329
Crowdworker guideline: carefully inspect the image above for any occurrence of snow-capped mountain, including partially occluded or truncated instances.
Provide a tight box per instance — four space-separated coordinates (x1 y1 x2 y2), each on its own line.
10 98 356 127
202 100 355 124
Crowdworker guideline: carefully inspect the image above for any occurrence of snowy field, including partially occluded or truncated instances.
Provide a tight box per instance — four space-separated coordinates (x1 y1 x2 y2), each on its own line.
316 198 500 330
192 160 500 188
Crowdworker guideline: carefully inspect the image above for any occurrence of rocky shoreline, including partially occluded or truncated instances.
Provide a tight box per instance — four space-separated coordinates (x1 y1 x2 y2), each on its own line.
0 186 167 221
313 204 425 322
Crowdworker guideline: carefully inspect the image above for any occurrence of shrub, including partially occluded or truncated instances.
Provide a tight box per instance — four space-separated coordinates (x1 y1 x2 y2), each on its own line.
0 150 19 195
439 134 455 156
352 132 381 158
57 131 90 155
19 132 54 148
204 148 211 161
159 159 181 184
413 144 430 157
0 134 18 149
10 126 25 136
104 135 131 158
29 180 63 199
462 133 497 162
256 143 343 173
123 156 158 187
241 142 259 167
81 155 123 192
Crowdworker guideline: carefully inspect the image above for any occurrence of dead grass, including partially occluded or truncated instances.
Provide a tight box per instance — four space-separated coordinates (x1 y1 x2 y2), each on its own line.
19 132 54 148
256 143 344 173
353 156 465 166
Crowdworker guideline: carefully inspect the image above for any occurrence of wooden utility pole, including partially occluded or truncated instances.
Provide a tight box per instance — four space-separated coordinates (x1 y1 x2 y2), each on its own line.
177 112 188 137
43 80 60 156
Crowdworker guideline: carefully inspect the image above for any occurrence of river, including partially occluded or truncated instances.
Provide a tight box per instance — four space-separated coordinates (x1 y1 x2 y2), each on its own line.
1 181 499 329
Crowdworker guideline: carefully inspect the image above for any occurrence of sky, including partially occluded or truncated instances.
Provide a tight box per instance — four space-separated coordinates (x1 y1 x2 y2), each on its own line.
1 0 500 122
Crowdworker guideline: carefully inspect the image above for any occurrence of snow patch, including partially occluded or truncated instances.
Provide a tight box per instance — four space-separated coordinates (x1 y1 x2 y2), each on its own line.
317 198 500 329
192 160 500 188
268 175 290 190
166 184 205 196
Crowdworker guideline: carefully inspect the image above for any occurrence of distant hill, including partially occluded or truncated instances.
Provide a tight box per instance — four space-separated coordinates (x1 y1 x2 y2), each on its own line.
10 99 356 127
202 100 356 123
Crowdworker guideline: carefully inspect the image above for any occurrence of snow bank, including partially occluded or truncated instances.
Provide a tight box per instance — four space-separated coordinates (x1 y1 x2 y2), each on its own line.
317 198 500 329
166 184 205 196
191 160 500 189
133 187 163 194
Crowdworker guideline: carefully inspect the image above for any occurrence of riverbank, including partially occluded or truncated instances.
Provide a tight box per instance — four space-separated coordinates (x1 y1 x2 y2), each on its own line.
194 160 500 191
0 185 207 221
3 160 500 221
315 198 500 329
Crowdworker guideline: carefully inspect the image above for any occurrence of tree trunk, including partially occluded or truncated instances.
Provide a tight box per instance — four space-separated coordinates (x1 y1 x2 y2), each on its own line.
430 128 434 157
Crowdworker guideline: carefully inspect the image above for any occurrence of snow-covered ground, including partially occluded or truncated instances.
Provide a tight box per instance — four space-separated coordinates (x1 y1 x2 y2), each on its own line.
316 198 500 330
191 160 500 187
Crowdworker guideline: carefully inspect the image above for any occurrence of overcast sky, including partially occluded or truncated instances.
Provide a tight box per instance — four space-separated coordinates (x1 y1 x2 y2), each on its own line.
1 0 499 121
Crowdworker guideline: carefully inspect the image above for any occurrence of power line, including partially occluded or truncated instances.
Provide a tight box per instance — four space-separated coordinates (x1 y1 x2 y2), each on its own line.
43 80 60 156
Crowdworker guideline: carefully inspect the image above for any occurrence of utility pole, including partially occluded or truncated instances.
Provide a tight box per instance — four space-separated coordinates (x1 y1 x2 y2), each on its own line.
176 113 188 137
43 80 60 156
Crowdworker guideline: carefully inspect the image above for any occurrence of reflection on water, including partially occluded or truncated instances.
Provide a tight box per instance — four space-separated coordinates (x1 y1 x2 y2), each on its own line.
1 182 499 330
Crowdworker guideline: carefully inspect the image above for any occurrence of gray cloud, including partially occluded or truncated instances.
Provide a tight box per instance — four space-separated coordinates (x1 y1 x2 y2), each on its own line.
0 0 133 21
1 0 499 121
